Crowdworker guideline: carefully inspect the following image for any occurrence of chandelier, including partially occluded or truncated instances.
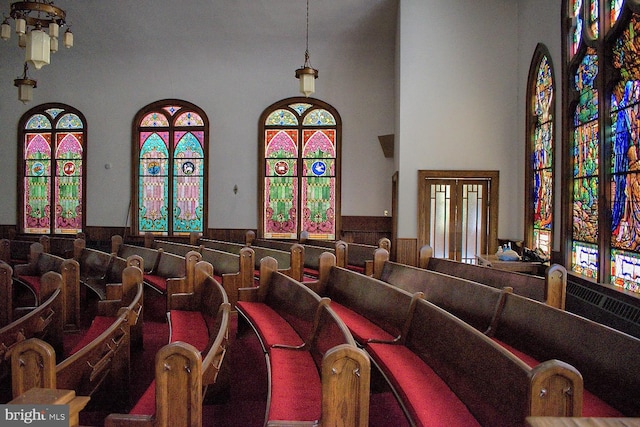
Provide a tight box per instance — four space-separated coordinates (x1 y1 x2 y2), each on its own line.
1 1 74 69
295 0 318 97
1 1 73 102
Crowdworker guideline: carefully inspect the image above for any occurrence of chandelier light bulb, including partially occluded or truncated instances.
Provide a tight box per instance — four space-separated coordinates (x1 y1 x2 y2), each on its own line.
15 17 25 34
1 18 10 40
25 26 51 69
63 28 72 48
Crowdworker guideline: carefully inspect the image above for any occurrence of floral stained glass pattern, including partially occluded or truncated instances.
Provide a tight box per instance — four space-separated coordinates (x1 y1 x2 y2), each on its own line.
21 105 85 235
264 129 299 239
572 48 600 278
262 100 340 240
531 54 553 256
139 132 169 233
609 13 640 291
173 132 204 233
136 101 208 235
54 133 83 234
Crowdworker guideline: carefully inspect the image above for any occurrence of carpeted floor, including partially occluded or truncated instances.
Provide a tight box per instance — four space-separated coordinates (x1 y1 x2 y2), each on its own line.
65 288 407 426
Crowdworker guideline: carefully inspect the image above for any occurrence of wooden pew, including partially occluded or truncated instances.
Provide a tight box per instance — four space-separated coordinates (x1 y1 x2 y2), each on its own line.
298 232 390 276
489 291 640 417
236 257 371 426
200 246 253 309
111 235 201 311
304 252 421 345
13 242 80 330
0 261 12 327
199 236 304 282
0 271 64 386
245 230 347 279
10 267 143 408
104 262 231 427
370 256 634 418
0 237 34 266
417 244 567 308
73 238 129 300
112 235 161 275
366 296 583 426
39 234 82 259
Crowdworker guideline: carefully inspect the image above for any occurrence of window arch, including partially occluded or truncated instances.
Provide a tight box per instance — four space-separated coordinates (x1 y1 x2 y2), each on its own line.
259 98 341 240
18 103 86 235
133 100 209 236
526 44 555 257
563 0 640 293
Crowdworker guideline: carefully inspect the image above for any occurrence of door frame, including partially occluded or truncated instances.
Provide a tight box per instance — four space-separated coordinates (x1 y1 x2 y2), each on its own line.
418 170 499 258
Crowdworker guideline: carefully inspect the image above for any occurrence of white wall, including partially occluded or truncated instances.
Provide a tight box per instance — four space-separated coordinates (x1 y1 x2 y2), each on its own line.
516 0 562 251
0 0 396 230
397 0 521 240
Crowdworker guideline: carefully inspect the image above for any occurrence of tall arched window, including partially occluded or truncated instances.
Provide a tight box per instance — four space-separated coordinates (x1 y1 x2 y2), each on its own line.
563 0 640 293
259 98 341 240
133 100 208 236
19 104 86 235
526 44 555 257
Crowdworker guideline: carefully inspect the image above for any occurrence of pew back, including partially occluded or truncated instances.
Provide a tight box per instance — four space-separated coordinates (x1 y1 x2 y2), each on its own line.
379 260 504 331
403 297 581 426
492 292 640 416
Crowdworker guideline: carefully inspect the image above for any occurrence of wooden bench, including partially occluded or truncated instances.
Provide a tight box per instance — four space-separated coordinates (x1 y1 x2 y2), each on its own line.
73 238 129 300
305 252 421 346
0 237 34 266
236 257 371 426
0 271 64 385
344 238 391 275
245 230 348 280
372 257 631 419
39 234 82 259
200 246 254 309
112 235 161 275
199 237 304 283
112 235 201 311
10 266 144 408
366 296 583 426
489 290 640 417
418 244 567 308
104 261 231 427
13 242 80 330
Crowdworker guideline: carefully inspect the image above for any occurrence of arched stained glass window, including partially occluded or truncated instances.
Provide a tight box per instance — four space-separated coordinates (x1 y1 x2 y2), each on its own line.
526 45 555 257
133 100 208 236
19 104 86 235
563 0 640 294
259 98 341 240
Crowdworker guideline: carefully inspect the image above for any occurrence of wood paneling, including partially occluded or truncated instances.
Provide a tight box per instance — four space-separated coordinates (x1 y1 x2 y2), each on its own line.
395 238 418 266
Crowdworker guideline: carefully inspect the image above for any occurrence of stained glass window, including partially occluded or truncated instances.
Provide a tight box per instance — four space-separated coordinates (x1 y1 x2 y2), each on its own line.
260 98 341 240
571 48 600 279
527 46 554 257
134 100 208 236
563 0 640 294
19 104 86 235
609 12 640 291
570 0 584 57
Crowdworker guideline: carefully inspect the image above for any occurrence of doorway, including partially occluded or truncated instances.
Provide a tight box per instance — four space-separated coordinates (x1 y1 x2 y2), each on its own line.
418 170 499 263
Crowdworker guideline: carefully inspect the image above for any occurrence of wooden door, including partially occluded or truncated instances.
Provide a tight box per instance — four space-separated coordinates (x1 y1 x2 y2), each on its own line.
418 171 498 263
